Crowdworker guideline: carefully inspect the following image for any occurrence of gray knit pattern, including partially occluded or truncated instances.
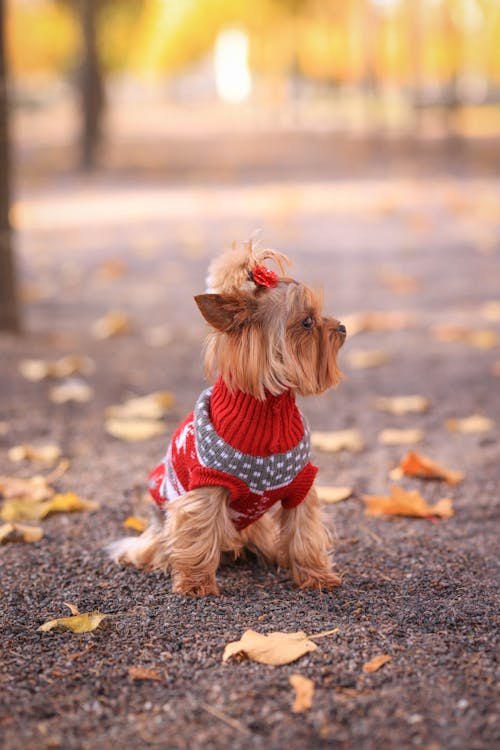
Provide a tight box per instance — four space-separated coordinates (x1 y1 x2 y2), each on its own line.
194 387 311 495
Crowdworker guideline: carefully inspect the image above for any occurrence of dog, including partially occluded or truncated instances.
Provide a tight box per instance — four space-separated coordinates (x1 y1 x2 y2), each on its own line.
108 242 346 595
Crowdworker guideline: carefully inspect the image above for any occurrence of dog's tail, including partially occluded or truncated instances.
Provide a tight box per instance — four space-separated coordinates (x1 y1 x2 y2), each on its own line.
106 524 166 570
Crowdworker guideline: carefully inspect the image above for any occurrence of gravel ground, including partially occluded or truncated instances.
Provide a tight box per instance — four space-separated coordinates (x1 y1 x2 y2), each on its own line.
1 132 499 750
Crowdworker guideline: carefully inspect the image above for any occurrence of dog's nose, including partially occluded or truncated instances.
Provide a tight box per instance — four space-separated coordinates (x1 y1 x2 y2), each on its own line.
337 323 346 335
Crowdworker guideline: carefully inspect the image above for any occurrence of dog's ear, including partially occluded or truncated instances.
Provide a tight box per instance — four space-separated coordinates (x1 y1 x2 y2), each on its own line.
194 293 255 332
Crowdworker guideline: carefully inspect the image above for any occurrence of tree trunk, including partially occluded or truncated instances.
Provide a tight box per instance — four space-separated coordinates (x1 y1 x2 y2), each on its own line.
78 0 104 169
0 0 20 332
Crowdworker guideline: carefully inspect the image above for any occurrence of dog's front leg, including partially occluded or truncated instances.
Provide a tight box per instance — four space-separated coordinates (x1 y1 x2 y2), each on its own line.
168 486 236 596
279 487 342 590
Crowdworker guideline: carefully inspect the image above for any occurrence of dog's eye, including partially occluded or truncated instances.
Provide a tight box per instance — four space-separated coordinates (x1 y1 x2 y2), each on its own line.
301 316 314 330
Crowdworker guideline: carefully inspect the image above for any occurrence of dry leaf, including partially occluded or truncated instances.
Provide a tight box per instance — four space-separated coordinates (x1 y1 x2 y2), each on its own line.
311 429 364 453
143 326 173 347
223 630 318 666
362 485 453 519
128 666 162 681
348 350 390 369
379 273 420 294
38 611 107 633
1 492 97 522
105 418 166 442
397 451 464 484
49 379 94 404
492 361 500 377
374 395 429 415
317 486 353 503
290 674 314 713
0 522 44 544
18 355 94 382
342 311 415 337
480 300 500 322
92 311 133 339
0 474 53 501
39 493 99 518
105 392 174 420
95 258 128 281
8 444 61 465
445 415 494 434
363 654 392 673
123 516 148 532
63 602 81 616
0 421 10 436
431 325 499 349
378 428 423 445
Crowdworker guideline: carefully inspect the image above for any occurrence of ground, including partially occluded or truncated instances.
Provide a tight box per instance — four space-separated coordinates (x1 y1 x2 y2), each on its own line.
1 122 499 749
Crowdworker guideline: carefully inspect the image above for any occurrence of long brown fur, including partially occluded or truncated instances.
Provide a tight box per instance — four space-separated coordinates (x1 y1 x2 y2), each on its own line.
108 242 345 595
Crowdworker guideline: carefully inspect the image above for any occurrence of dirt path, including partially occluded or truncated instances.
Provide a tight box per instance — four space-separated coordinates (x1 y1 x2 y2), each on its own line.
1 135 499 749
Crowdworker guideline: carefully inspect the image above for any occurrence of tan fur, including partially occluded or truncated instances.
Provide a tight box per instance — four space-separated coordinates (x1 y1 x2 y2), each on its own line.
109 241 345 595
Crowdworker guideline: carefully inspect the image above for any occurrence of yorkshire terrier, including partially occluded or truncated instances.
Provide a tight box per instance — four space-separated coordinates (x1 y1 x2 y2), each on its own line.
108 242 346 595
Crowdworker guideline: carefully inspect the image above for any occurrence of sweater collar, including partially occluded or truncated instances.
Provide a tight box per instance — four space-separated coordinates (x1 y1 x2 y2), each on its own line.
209 377 305 457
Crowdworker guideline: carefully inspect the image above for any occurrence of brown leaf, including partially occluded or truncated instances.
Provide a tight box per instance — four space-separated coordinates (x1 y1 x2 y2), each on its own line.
18 355 95 381
374 395 429 415
128 666 163 682
0 474 53 501
8 444 62 465
105 392 174 420
348 350 390 369
397 451 464 484
0 522 44 544
378 429 423 445
431 325 499 349
38 611 107 633
290 674 314 713
492 361 500 377
445 415 494 434
92 311 133 339
316 486 353 504
95 258 128 281
63 602 81 616
363 654 392 673
342 311 415 337
223 630 318 666
362 485 453 519
105 418 166 442
311 429 364 453
378 273 420 294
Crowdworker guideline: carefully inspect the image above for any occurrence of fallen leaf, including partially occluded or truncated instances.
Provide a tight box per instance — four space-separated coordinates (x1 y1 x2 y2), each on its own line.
8 444 61 465
18 355 95 382
492 361 500 377
480 300 500 322
316 486 353 503
363 654 392 673
223 630 318 666
378 428 423 445
128 666 162 681
0 421 10 436
348 350 390 369
342 311 415 337
38 611 107 633
290 674 314 713
396 451 464 484
431 325 499 349
105 392 174 420
49 379 94 404
445 415 494 434
143 326 173 347
378 273 420 294
92 311 133 339
374 395 429 415
362 485 453 519
0 522 44 543
39 493 99 518
95 258 128 281
124 515 148 532
311 429 364 453
63 602 81 616
1 492 98 522
0 474 53 501
105 418 166 442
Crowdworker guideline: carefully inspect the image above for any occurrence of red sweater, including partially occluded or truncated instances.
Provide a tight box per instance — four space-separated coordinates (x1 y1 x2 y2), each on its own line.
148 378 317 530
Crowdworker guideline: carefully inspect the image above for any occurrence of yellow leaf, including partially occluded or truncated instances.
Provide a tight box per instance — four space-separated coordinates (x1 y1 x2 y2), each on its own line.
374 395 429 415
18 355 94 381
378 429 423 445
290 674 314 713
38 611 107 633
362 485 453 519
123 516 148 532
445 415 494 434
223 630 318 666
0 474 53 501
39 493 99 518
348 350 390 369
128 666 162 681
49 380 94 404
398 451 464 484
316 486 353 503
0 522 44 543
92 311 133 339
8 444 61 465
311 429 364 453
105 392 174 420
63 602 81 616
363 654 392 673
105 418 166 442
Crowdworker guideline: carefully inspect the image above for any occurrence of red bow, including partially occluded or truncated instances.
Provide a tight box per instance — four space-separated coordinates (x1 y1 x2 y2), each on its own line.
252 265 279 289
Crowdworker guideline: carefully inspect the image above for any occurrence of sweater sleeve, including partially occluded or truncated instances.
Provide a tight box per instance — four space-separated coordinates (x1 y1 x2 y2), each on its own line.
281 462 318 509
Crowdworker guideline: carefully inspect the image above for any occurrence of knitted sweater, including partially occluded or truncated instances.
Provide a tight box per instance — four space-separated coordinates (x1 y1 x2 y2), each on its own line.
148 377 317 530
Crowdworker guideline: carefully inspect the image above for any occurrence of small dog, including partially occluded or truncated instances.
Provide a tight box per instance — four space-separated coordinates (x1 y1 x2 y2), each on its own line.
109 242 346 595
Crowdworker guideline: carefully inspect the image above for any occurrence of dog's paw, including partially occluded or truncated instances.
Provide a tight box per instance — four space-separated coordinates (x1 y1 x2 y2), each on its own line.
293 568 342 591
172 575 220 597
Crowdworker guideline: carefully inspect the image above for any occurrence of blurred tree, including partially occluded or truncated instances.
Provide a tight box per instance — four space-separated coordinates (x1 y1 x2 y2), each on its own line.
0 0 20 332
76 0 104 169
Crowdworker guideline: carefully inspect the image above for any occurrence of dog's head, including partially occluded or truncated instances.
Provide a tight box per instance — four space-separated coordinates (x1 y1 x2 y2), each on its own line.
195 242 346 400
